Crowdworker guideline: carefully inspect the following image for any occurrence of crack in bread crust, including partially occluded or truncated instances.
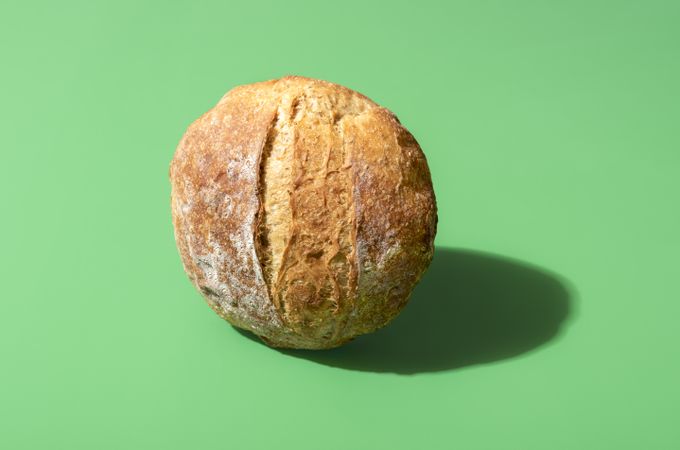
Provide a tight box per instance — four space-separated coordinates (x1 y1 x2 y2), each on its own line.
255 96 295 318
271 91 363 344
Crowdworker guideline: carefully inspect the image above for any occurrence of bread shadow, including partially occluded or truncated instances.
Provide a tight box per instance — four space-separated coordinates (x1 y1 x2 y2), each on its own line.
236 247 574 374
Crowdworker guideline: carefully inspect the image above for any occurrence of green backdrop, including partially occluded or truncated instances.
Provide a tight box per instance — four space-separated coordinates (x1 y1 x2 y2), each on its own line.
2 1 679 449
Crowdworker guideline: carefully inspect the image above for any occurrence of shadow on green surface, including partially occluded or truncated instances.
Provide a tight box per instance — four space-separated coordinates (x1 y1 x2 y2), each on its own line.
237 247 574 374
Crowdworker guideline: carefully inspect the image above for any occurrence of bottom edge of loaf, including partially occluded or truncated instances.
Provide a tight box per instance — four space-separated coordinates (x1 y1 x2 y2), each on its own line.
230 323 357 350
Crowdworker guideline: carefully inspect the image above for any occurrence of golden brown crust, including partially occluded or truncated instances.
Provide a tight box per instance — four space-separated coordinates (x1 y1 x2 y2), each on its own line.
270 85 363 344
348 109 437 334
170 81 284 340
170 76 437 349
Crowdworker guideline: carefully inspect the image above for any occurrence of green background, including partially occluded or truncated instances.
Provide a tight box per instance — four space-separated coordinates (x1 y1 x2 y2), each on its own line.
2 1 679 449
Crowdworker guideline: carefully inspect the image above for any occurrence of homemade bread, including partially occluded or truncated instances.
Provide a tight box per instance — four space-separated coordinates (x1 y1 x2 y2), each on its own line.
170 76 437 349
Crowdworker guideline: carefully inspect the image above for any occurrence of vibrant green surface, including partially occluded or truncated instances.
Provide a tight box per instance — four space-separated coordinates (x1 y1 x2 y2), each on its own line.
2 1 679 448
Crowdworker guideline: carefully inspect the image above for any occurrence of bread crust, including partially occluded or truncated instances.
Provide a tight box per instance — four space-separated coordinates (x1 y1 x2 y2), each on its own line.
170 76 437 349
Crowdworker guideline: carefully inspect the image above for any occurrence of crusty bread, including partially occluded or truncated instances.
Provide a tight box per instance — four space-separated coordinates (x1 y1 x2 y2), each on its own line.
170 76 437 349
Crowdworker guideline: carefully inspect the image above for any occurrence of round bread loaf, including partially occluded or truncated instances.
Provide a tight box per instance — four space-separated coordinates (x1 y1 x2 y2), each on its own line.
170 76 437 349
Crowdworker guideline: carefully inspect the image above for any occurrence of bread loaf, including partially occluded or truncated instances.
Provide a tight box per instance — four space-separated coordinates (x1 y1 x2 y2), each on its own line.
170 76 437 349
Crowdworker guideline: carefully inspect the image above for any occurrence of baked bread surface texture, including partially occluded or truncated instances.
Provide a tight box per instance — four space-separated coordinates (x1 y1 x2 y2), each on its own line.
170 76 437 349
